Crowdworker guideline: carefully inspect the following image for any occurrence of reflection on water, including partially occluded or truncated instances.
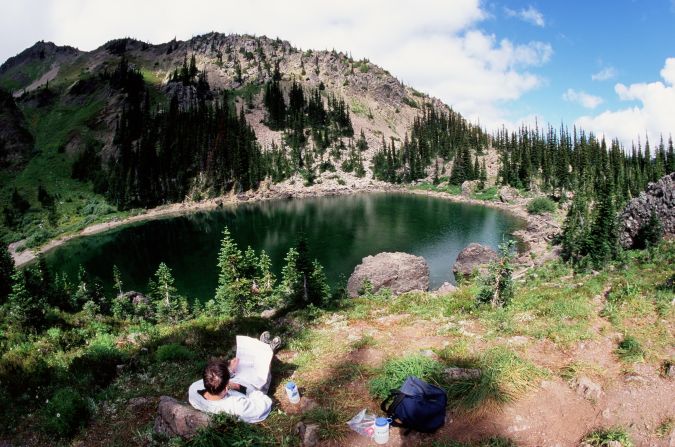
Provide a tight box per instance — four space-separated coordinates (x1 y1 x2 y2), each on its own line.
45 193 524 301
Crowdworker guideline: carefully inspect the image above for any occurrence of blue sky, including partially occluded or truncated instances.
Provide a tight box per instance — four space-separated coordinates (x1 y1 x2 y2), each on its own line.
1 0 673 145
481 1 675 139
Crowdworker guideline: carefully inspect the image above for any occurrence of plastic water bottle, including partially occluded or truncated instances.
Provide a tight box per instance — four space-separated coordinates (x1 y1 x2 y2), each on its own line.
285 381 300 404
373 417 390 444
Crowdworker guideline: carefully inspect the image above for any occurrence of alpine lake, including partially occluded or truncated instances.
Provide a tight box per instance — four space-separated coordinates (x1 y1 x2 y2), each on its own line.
44 192 525 301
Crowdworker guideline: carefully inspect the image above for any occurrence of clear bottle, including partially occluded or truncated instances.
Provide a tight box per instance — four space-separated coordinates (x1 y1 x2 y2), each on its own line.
285 381 300 404
373 417 390 444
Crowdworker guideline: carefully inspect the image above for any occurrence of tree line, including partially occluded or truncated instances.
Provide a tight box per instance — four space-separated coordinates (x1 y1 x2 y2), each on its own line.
371 105 487 183
0 228 332 333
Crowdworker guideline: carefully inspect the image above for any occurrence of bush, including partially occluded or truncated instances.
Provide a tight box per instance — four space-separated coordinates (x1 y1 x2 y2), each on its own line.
368 354 445 399
182 413 275 446
42 387 91 438
633 212 663 249
155 343 196 363
616 336 644 362
527 197 556 214
70 336 127 388
582 426 633 447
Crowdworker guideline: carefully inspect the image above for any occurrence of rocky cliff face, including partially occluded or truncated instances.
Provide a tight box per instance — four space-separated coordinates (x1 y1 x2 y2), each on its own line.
619 172 675 248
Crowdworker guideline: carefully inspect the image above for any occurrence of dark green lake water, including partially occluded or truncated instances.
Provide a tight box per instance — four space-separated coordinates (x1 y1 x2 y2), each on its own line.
44 193 524 301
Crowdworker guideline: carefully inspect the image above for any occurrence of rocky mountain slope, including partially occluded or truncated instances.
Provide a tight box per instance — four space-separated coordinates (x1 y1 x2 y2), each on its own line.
0 33 450 164
0 33 485 246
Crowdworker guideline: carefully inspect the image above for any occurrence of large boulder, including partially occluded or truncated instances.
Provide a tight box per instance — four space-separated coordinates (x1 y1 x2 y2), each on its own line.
347 252 429 297
452 243 498 278
461 180 481 197
154 396 210 439
619 172 675 248
499 186 519 203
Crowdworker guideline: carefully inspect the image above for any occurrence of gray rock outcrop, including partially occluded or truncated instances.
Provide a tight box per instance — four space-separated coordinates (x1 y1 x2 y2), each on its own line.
619 172 675 248
435 281 458 295
452 243 498 278
347 252 429 297
154 396 210 439
461 180 481 197
499 186 519 203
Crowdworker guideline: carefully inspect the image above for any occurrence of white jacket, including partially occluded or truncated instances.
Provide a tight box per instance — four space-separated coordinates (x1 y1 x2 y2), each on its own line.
188 379 272 423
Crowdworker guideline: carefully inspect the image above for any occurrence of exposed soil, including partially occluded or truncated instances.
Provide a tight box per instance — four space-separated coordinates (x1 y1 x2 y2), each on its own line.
280 300 675 447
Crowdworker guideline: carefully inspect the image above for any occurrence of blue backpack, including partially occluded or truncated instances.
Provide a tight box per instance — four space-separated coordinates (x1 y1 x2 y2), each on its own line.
380 376 447 433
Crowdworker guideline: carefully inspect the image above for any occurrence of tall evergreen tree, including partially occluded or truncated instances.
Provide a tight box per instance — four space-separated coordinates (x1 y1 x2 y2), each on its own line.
0 242 15 305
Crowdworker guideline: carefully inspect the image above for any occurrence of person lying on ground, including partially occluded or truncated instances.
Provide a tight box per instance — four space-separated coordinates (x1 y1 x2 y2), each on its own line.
188 332 281 423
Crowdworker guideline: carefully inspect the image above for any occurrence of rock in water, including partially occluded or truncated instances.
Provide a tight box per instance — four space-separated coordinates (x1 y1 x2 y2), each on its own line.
619 172 675 248
347 252 429 298
154 396 210 439
452 243 498 278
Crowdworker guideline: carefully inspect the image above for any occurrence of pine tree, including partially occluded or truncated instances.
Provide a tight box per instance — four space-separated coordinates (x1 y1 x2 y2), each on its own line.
561 192 590 265
214 228 251 317
150 262 188 323
588 177 619 268
112 265 123 296
0 242 15 305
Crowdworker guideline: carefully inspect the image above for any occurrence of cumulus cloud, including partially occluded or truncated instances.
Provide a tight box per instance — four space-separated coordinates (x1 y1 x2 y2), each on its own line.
505 6 546 27
591 66 617 81
576 57 675 146
562 88 603 109
0 0 552 130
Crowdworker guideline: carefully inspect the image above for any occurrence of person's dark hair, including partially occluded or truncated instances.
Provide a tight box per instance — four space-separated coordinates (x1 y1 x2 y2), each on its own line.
203 359 230 395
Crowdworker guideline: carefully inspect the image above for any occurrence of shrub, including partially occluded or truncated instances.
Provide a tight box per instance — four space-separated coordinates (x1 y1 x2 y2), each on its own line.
368 354 444 399
616 336 644 362
42 387 91 438
70 335 127 388
633 212 663 249
582 426 633 447
182 413 275 446
155 343 196 363
527 197 556 215
476 241 515 308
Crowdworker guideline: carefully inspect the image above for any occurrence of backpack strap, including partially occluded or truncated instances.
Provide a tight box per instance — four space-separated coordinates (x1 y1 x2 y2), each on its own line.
380 390 401 414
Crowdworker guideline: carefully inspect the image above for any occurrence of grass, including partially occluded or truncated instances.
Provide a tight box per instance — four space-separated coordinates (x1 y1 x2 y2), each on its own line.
350 98 372 119
471 187 498 201
559 360 605 382
656 417 674 437
181 413 277 446
0 87 129 245
615 335 644 362
526 197 557 214
582 427 633 447
368 354 445 399
440 346 544 413
349 334 377 350
413 182 462 195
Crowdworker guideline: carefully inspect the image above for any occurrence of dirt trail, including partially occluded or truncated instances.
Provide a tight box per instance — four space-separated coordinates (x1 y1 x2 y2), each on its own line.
278 305 675 446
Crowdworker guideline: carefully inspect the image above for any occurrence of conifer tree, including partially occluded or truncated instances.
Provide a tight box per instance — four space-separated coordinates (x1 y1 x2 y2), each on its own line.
0 242 15 305
214 228 252 317
150 262 188 323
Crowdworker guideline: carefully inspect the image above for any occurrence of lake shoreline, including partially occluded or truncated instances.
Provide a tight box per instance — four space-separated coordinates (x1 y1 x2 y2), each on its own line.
10 179 561 272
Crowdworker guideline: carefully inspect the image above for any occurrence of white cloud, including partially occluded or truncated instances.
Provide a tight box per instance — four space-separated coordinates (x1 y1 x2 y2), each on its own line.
0 0 552 130
562 88 603 109
576 57 675 146
505 6 546 27
591 66 617 81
